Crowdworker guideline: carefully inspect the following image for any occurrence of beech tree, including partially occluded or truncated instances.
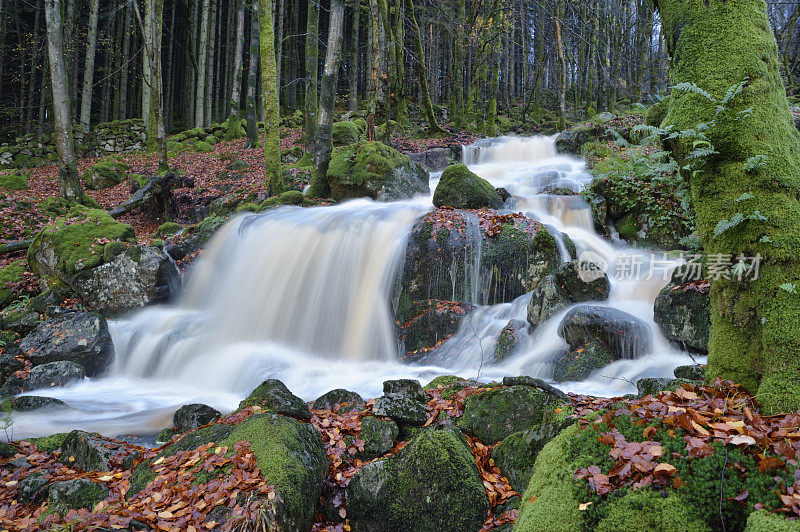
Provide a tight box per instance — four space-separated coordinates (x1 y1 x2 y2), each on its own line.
78 0 99 131
258 0 283 194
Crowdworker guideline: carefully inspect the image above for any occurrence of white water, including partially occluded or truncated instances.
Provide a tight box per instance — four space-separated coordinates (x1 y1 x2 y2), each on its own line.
12 135 700 438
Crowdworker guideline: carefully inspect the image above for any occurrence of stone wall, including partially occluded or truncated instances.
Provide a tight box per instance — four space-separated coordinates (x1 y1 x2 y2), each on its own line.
0 119 146 169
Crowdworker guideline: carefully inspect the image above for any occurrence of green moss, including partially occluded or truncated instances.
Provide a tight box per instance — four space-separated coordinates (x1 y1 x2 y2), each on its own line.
432 163 503 209
327 141 409 188
0 260 25 308
332 121 361 146
746 510 800 531
27 205 136 279
154 222 182 238
29 432 70 453
0 170 29 190
423 375 465 390
193 141 213 153
81 161 129 190
645 98 670 128
206 135 220 145
223 114 246 140
236 202 260 213
596 489 709 532
259 190 305 210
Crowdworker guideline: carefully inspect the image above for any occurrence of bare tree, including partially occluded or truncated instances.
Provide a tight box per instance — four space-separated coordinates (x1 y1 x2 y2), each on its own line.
79 0 100 131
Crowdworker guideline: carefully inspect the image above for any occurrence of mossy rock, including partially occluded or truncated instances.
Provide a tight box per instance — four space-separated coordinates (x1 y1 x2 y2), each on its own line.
312 388 365 412
29 432 70 453
259 190 306 210
235 202 260 213
129 413 327 530
225 159 250 171
423 375 466 391
128 173 149 187
491 420 570 493
432 163 504 209
645 97 670 128
206 135 220 145
635 377 694 397
674 364 706 380
654 282 710 353
0 260 26 309
552 341 614 383
332 120 361 146
82 161 130 190
346 424 489 532
154 222 182 238
280 146 304 164
494 319 527 363
48 479 109 513
456 386 562 444
237 379 311 420
0 170 29 190
27 205 136 286
193 141 213 153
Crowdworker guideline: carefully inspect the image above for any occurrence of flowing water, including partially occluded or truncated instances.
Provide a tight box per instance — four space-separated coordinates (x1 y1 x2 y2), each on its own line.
12 136 701 438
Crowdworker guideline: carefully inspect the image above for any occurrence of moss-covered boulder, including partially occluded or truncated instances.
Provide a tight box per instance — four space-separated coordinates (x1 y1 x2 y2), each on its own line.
260 190 306 210
27 205 136 288
494 319 528 363
558 305 651 360
154 221 182 238
193 141 213 153
399 299 474 357
356 415 398 460
0 170 29 190
346 424 489 532
20 312 113 376
58 430 130 472
457 386 563 445
635 377 693 397
237 379 311 420
11 395 67 411
491 420 570 494
48 479 108 513
23 360 85 391
432 163 504 210
654 282 710 353
332 120 361 146
173 403 221 432
0 260 26 309
17 473 49 504
372 394 428 427
312 388 365 412
551 341 614 383
128 413 327 531
71 245 181 316
674 364 705 381
82 161 129 190
326 141 429 201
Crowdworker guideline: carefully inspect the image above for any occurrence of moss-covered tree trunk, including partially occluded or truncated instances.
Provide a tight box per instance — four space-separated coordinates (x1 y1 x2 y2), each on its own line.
405 0 443 134
656 0 800 413
303 0 320 149
225 0 247 140
258 0 284 195
307 0 345 199
451 0 465 129
365 0 380 141
245 0 261 149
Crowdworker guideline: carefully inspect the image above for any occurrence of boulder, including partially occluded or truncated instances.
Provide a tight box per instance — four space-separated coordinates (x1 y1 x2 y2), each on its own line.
382 379 427 403
23 361 85 391
327 141 429 201
558 305 651 360
551 341 613 382
433 163 504 209
346 424 489 532
494 319 528 363
356 416 398 460
332 120 361 146
72 245 181 316
526 276 570 329
238 379 312 420
58 430 131 472
48 479 109 511
409 146 456 172
312 389 365 412
372 395 428 426
654 282 710 353
20 312 114 376
11 395 68 411
399 299 474 357
128 413 327 531
81 161 129 190
173 403 221 432
18 473 49 504
0 307 40 334
635 377 693 397
27 205 136 288
0 353 23 383
554 128 595 155
527 260 610 330
674 364 705 381
457 385 562 444
492 421 569 493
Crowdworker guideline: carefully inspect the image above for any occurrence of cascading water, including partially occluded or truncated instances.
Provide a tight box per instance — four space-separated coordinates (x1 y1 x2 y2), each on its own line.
12 136 700 438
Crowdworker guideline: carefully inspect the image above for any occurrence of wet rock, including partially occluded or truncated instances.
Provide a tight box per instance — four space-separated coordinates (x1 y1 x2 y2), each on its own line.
558 305 651 360
492 421 570 493
372 395 428 427
72 246 181 316
494 319 528 362
457 385 562 445
11 395 68 411
383 379 427 403
48 479 109 511
636 377 693 397
58 430 129 472
554 128 596 155
527 260 610 330
18 473 49 504
654 282 710 353
409 146 457 172
399 299 474 356
20 312 114 377
0 353 23 380
433 163 504 209
0 307 41 334
674 364 705 381
347 424 489 532
356 416 399 460
173 403 221 432
23 361 85 391
526 276 570 329
312 389 365 412
238 379 312 420
552 341 613 383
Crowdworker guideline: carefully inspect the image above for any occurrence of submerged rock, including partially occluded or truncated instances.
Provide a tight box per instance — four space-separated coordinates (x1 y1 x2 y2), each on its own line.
433 163 504 209
654 282 710 353
238 379 311 420
558 305 650 360
173 403 221 432
312 389 365 412
23 360 85 391
20 312 114 377
72 245 181 316
346 424 489 532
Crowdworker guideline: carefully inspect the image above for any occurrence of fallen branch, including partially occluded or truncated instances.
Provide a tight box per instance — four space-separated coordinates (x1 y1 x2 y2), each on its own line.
502 375 569 401
109 170 193 219
0 239 33 256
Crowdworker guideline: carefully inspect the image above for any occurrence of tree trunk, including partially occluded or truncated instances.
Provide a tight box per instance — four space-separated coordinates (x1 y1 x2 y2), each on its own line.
79 0 100 131
258 0 283 194
304 0 320 148
44 0 84 203
133 0 167 170
656 0 800 414
226 0 247 139
348 0 360 113
405 0 441 133
308 0 345 198
245 0 261 148
195 0 211 126
118 1 132 120
554 3 567 130
365 0 380 140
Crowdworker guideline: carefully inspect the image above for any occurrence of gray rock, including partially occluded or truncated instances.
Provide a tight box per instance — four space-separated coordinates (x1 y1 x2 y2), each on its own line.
492 421 570 493
528 260 610 331
654 283 710 353
372 395 428 426
20 312 113 376
18 473 49 504
173 403 221 432
409 146 457 172
494 319 528 363
552 341 613 383
72 246 181 316
356 416 399 460
555 128 595 155
383 379 427 403
558 305 651 360
636 377 693 397
238 379 311 420
12 395 68 411
58 430 129 472
23 361 85 391
674 364 705 381
312 389 365 412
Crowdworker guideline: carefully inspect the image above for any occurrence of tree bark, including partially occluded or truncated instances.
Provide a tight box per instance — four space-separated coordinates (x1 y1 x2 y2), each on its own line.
133 0 167 170
365 0 380 140
308 0 345 198
245 0 261 148
406 0 442 133
451 0 465 128
225 0 247 139
304 0 320 149
348 0 360 113
44 0 84 203
195 0 211 126
656 0 800 413
554 2 567 130
258 0 283 195
79 0 100 131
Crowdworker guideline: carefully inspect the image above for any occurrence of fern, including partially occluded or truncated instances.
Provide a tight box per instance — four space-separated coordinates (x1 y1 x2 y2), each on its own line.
672 82 715 102
736 192 755 202
780 283 797 294
713 212 746 238
743 155 767 173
